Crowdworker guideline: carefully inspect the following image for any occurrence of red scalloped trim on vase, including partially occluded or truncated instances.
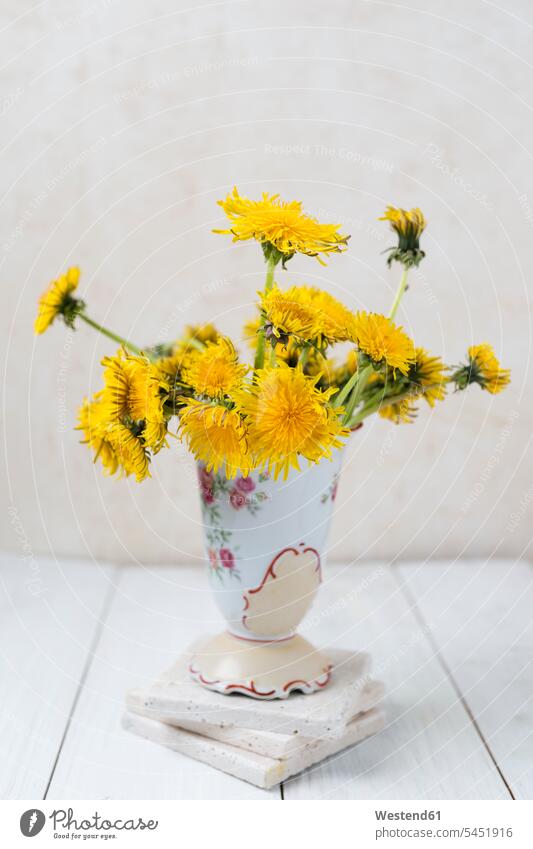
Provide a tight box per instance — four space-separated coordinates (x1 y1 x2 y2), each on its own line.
188 663 334 699
223 680 277 698
188 663 221 687
282 665 332 693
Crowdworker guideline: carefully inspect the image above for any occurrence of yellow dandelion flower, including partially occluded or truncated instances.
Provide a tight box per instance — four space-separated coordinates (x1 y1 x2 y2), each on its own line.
154 330 218 386
380 206 426 268
466 344 511 394
260 285 317 343
77 395 119 477
272 337 301 366
306 352 338 386
183 323 220 345
154 324 221 370
181 337 248 399
106 422 151 481
77 396 151 481
151 326 222 389
260 284 355 346
34 266 82 334
243 316 301 365
178 399 251 478
297 405 347 462
155 348 193 384
366 370 383 387
379 399 418 424
237 366 346 479
306 288 356 344
410 348 448 407
215 187 349 264
272 285 356 344
346 349 358 374
243 317 261 350
350 312 415 376
100 350 169 452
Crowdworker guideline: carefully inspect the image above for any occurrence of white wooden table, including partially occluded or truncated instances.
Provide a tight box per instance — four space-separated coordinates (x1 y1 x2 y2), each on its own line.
1 553 532 800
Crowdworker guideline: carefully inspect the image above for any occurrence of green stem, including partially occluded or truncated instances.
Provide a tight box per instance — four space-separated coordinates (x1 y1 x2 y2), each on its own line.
254 331 266 371
269 345 277 367
79 313 143 355
254 254 278 371
347 382 442 427
299 346 310 370
343 364 372 424
333 367 359 408
348 404 380 428
264 253 276 293
388 266 409 321
349 394 387 426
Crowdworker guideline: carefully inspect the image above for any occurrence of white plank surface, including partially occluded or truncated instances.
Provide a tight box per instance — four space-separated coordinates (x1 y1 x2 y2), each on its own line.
46 565 278 799
399 559 533 800
283 563 511 799
0 553 115 798
2 556 529 800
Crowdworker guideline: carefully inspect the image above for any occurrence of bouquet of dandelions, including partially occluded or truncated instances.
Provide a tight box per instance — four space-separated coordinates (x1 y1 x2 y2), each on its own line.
35 188 510 483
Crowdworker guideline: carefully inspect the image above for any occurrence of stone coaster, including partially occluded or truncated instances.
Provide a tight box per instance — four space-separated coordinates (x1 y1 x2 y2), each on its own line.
141 679 384 760
127 649 378 740
123 707 386 789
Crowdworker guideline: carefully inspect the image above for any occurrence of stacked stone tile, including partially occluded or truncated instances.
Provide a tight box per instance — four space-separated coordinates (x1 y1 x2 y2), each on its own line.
124 649 385 789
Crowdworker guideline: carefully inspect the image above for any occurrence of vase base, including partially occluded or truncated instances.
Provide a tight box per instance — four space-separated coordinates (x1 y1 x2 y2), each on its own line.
188 632 333 699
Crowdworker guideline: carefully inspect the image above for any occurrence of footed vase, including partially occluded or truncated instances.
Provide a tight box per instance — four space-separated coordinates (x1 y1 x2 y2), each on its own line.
188 451 343 699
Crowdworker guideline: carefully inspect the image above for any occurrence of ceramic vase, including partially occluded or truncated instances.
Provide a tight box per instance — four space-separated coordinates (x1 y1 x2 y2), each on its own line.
188 450 343 699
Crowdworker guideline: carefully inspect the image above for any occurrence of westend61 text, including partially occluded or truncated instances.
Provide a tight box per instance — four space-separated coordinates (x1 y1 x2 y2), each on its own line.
375 810 441 821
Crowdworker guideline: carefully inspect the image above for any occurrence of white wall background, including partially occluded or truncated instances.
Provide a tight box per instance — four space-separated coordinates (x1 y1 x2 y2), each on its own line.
2 0 531 566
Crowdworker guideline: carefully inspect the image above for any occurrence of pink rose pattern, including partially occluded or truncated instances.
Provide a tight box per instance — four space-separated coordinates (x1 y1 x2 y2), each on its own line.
197 464 266 514
208 547 236 573
235 476 255 494
219 548 235 570
229 475 257 510
197 463 269 582
229 489 246 510
198 466 215 505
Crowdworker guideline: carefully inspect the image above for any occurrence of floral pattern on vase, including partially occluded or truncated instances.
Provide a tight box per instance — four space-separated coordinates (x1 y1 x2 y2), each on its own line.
320 471 340 504
197 464 270 582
